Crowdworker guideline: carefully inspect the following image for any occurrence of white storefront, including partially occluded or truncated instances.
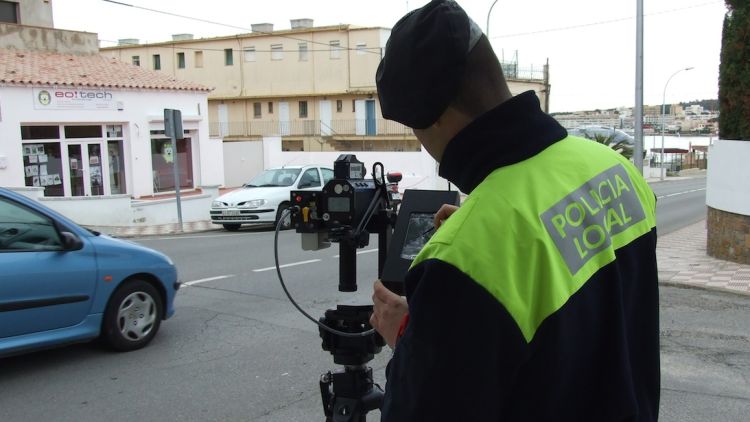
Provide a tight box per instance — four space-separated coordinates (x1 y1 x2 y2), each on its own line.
0 84 224 226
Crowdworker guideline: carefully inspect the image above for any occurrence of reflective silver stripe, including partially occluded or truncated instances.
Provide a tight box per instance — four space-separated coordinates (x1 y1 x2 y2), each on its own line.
540 164 646 275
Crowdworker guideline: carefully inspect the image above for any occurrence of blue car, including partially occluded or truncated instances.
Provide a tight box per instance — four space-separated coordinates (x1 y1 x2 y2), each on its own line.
0 187 179 357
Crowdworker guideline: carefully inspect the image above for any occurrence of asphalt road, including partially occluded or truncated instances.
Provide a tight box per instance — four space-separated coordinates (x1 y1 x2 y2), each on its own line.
651 176 707 235
2 175 748 421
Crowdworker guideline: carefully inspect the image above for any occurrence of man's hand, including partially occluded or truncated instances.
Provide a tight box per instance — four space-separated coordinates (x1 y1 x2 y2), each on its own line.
370 280 409 348
434 204 459 229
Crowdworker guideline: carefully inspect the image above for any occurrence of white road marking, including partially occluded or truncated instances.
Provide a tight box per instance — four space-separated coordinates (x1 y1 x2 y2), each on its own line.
253 259 322 272
333 248 379 258
657 188 706 199
184 275 235 286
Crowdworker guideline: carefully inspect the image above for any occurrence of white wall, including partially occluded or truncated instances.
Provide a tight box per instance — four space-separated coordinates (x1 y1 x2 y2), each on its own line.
262 136 446 192
706 140 750 215
0 85 221 197
222 140 264 187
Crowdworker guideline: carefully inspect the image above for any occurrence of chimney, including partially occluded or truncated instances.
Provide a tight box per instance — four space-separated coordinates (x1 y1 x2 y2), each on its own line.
290 19 314 30
172 34 194 41
251 23 274 33
118 38 139 46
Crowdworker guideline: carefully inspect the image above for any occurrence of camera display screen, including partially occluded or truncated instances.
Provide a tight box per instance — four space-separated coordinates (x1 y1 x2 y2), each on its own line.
349 163 364 179
328 196 350 213
400 213 435 260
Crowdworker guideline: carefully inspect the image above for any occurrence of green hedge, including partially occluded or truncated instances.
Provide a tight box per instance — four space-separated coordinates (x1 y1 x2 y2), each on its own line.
719 0 750 140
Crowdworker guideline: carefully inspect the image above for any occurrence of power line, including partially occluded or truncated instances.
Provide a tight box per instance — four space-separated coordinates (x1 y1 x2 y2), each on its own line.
491 1 723 39
101 0 382 54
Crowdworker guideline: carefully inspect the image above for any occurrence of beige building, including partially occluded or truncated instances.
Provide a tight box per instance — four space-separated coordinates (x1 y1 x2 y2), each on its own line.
101 20 550 154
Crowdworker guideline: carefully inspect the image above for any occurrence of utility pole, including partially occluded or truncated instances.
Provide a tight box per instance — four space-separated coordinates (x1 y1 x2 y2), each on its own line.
164 108 184 232
634 0 644 174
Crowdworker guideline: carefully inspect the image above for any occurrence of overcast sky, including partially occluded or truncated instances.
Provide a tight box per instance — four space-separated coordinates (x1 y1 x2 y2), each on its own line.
52 0 728 113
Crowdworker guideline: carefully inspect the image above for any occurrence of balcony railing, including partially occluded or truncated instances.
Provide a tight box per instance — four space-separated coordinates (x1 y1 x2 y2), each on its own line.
209 119 414 138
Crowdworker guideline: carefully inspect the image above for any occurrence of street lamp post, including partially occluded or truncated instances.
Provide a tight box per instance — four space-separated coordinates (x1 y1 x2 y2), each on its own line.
486 0 499 36
660 67 694 181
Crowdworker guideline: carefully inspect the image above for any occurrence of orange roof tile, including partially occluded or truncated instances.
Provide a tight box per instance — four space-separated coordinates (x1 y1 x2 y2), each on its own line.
0 49 212 92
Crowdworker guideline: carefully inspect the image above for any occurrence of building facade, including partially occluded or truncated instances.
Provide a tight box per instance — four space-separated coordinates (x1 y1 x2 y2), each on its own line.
100 21 551 158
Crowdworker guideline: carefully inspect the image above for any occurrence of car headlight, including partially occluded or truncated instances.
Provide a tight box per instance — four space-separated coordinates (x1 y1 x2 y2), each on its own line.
212 200 226 208
239 199 266 208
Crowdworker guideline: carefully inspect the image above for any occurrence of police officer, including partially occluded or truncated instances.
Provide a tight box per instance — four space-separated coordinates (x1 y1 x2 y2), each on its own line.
369 1 660 420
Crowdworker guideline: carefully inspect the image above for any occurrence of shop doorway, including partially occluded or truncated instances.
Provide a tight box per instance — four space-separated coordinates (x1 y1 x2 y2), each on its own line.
67 142 106 196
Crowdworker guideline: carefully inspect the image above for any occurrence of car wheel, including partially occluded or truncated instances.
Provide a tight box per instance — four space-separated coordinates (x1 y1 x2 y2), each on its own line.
275 202 292 230
223 223 241 231
101 279 163 352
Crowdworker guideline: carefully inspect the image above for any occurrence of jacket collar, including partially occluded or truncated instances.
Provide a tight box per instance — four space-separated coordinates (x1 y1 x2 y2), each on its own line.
438 91 568 194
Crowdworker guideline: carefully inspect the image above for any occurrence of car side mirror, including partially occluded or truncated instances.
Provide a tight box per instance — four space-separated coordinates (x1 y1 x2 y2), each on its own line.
61 231 84 251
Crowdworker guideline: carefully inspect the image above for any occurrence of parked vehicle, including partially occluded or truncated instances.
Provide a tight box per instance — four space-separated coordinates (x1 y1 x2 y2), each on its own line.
211 165 335 231
0 187 179 358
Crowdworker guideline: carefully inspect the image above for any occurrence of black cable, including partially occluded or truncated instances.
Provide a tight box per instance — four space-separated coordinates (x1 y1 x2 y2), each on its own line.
274 207 376 338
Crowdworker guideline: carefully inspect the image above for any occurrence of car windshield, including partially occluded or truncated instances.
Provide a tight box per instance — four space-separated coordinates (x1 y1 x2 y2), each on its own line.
246 168 302 187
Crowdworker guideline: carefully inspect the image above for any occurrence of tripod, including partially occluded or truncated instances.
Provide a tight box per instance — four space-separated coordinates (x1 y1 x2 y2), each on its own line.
319 305 385 422
318 206 394 421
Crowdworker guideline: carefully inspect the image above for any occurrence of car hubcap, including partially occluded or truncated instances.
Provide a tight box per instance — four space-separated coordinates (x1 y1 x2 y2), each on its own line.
117 292 157 341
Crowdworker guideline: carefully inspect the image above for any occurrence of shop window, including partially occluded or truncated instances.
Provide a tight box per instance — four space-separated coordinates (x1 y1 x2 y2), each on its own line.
64 125 102 139
106 125 123 138
21 125 59 140
22 142 63 197
177 52 186 69
151 138 193 193
299 101 308 118
108 141 127 195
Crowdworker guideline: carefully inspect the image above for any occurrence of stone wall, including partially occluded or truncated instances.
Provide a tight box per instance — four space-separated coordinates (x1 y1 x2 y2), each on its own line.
707 206 750 264
0 23 99 55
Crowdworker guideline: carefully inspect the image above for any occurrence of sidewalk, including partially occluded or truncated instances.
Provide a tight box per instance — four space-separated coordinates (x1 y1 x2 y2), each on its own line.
658 220 750 296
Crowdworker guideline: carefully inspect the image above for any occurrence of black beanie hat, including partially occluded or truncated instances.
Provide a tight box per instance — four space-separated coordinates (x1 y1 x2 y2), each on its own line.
376 0 482 129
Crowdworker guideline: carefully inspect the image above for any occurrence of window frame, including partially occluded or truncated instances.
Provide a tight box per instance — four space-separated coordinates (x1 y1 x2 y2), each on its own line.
243 47 256 62
271 44 284 61
329 40 341 59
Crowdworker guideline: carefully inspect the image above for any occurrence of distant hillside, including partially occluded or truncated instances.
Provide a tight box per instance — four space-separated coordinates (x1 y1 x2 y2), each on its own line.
552 99 718 115
679 99 719 111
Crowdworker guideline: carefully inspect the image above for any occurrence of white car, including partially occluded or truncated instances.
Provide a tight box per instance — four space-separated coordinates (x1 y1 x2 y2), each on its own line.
210 165 334 231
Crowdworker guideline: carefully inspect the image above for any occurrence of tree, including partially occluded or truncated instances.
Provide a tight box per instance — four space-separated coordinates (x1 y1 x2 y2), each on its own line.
719 0 750 140
591 133 634 159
